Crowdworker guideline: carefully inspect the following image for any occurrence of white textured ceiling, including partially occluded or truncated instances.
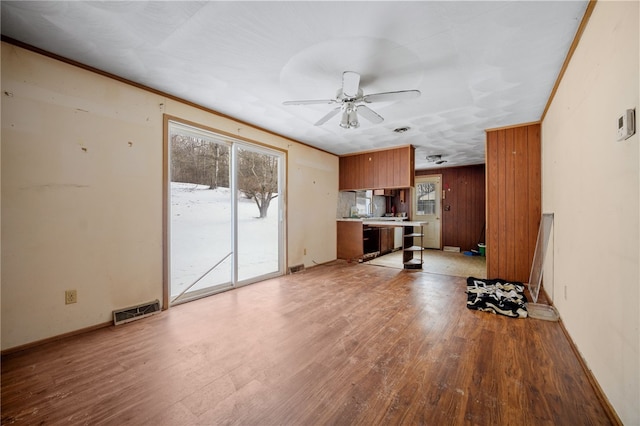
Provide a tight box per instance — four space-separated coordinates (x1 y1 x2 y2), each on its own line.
1 1 588 170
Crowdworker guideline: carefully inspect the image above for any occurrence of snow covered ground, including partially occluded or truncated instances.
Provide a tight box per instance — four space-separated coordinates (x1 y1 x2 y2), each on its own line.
170 182 279 298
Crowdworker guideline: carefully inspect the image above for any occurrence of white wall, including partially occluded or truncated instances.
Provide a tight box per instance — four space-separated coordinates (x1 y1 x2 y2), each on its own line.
1 43 338 351
541 1 639 423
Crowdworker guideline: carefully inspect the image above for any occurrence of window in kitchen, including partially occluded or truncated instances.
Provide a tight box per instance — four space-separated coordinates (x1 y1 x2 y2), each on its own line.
355 190 373 216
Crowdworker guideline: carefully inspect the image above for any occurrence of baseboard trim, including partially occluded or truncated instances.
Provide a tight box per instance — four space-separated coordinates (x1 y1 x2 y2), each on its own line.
556 319 622 425
541 288 622 425
1 321 113 357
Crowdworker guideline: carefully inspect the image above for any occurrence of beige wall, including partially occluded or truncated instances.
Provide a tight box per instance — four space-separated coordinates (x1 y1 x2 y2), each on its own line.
541 1 639 423
1 43 338 351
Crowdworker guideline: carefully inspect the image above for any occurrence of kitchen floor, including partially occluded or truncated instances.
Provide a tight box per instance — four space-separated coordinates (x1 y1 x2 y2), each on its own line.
365 249 487 278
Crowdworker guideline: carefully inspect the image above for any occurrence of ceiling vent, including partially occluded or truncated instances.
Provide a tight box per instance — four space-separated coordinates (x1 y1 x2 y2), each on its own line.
426 155 447 165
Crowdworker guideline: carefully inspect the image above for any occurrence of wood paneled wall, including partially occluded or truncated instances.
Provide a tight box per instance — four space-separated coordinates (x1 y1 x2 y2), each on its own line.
486 123 541 282
416 164 486 251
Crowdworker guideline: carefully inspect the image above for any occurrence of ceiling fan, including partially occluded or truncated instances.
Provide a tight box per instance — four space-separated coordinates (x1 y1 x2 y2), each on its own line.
283 71 421 129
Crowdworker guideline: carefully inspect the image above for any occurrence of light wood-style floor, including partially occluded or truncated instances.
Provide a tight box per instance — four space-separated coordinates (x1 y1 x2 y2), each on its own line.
2 261 613 425
366 249 487 278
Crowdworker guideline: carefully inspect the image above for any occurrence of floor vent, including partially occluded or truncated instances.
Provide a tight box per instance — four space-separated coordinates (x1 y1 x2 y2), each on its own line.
288 264 305 274
113 300 160 325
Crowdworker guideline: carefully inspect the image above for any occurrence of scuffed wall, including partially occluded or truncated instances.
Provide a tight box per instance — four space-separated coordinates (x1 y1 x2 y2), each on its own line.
1 43 338 350
541 1 639 423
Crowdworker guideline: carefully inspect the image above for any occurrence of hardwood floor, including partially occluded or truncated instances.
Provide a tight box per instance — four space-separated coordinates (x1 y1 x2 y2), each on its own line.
2 261 613 425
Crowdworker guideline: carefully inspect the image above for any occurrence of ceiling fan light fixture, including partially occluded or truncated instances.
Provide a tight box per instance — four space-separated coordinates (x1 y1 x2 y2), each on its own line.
283 71 420 129
339 103 359 128
339 113 350 128
348 110 359 128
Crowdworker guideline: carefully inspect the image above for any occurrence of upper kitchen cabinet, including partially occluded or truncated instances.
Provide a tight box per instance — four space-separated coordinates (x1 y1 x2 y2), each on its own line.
339 145 415 190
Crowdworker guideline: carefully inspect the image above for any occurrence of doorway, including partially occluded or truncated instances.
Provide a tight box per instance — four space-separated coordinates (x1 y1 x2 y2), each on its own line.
165 119 285 305
413 175 442 249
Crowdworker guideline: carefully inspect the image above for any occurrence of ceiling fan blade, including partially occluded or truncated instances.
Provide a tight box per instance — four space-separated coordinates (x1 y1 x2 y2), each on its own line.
283 99 336 105
342 71 361 98
356 105 384 124
314 107 341 126
363 89 421 103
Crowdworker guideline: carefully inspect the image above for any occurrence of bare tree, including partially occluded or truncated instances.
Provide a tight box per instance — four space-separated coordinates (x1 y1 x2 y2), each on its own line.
171 135 278 218
170 134 229 188
237 150 278 218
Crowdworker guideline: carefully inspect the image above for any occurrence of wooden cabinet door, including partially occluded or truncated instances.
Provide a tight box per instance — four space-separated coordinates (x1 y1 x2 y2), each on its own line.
362 153 374 189
337 221 364 260
375 150 389 188
339 155 359 190
374 227 394 254
393 147 408 187
379 227 388 253
390 148 401 187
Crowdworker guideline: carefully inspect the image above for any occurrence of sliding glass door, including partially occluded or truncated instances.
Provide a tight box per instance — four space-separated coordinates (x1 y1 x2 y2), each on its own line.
167 120 284 305
236 145 283 282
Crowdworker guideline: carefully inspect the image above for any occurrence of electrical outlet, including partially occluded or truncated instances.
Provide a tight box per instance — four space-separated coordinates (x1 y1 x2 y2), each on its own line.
65 290 77 304
304 248 307 255
564 286 567 301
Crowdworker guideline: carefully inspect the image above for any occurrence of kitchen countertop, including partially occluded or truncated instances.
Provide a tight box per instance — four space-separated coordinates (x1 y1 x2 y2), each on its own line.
337 218 427 227
338 217 407 222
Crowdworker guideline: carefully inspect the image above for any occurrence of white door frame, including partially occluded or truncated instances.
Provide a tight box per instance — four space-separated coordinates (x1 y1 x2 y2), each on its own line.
164 118 286 307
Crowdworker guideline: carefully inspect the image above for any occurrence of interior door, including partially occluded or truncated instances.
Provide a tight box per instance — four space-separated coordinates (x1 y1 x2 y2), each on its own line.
413 175 442 249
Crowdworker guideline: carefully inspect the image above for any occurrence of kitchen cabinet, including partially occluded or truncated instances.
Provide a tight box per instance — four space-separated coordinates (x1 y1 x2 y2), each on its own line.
373 189 396 196
337 221 364 260
337 222 389 261
339 145 415 190
363 226 379 255
377 227 394 255
337 220 425 266
339 154 360 192
337 221 385 260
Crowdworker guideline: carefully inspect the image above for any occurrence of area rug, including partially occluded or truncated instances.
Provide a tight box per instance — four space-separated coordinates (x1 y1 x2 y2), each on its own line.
466 277 528 318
